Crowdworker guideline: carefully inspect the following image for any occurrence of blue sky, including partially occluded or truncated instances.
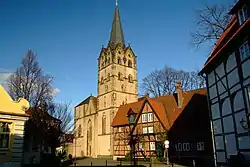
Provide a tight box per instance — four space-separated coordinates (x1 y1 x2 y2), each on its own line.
0 0 233 106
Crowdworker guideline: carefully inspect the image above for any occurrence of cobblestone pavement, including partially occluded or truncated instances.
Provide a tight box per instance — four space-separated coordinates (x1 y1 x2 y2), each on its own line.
74 157 187 167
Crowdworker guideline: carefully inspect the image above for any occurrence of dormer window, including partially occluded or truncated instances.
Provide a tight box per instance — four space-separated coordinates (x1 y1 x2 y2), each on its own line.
238 5 248 25
129 115 135 124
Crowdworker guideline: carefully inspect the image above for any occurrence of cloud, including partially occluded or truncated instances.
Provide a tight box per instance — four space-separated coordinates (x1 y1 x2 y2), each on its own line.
0 69 12 84
51 88 61 96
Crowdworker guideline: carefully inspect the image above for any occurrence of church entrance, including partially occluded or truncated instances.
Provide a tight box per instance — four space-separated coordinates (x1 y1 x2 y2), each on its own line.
87 119 92 156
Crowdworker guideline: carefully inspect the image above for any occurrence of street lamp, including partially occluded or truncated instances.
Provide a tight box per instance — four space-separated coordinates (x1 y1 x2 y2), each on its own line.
164 140 169 165
240 113 250 131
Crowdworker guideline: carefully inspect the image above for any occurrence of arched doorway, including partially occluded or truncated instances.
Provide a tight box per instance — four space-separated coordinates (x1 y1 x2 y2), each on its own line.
87 119 92 156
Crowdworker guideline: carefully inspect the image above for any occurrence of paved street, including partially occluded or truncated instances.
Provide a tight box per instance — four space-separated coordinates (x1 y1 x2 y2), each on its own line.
74 157 187 167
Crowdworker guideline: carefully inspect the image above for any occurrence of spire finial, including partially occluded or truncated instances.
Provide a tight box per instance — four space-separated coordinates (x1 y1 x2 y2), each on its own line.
116 0 118 6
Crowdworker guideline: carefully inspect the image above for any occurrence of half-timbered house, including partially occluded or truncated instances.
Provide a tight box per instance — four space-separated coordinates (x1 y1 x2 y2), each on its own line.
112 82 214 166
199 0 250 166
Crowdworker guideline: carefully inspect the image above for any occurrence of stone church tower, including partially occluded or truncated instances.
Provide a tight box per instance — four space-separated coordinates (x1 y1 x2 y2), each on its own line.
97 3 138 156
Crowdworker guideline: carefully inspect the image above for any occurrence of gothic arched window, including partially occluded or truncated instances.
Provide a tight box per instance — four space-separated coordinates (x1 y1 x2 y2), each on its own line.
128 60 132 68
107 73 110 81
118 72 122 80
78 124 82 137
101 76 104 84
118 57 121 65
128 74 133 83
102 113 106 134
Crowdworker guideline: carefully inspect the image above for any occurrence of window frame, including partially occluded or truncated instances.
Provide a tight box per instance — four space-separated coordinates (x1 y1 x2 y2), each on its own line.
0 121 12 150
239 40 250 61
148 126 154 134
150 142 156 151
148 113 153 122
142 127 147 134
142 113 148 123
238 4 248 25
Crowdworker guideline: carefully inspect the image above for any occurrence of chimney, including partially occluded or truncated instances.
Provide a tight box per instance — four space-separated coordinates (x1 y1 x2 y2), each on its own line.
176 81 183 108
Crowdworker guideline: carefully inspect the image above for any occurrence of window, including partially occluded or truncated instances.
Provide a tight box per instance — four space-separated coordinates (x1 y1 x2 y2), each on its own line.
107 73 110 81
148 113 153 122
139 143 144 151
102 113 106 134
118 72 122 80
118 57 121 65
142 114 147 123
148 126 154 133
123 56 127 64
0 122 11 149
128 74 133 83
143 127 147 134
78 125 82 137
238 5 248 25
246 86 250 106
128 60 132 68
100 76 104 84
150 142 155 151
129 115 135 124
239 41 250 60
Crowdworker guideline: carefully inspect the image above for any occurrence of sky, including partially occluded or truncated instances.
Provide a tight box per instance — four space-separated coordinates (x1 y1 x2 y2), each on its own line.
0 0 234 107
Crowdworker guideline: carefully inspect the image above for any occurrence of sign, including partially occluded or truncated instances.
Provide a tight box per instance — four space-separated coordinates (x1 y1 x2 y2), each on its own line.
164 140 169 148
174 141 205 152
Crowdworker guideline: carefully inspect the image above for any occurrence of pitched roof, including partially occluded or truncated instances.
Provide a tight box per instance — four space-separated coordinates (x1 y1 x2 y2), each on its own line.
112 88 207 131
75 96 97 108
199 14 250 74
108 6 125 48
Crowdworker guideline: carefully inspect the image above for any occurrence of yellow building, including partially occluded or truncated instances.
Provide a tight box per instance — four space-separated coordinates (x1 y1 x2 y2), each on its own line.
71 2 138 158
0 84 30 167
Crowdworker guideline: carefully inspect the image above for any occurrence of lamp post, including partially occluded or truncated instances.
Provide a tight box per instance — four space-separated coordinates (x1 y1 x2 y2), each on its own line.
240 113 250 131
164 140 169 165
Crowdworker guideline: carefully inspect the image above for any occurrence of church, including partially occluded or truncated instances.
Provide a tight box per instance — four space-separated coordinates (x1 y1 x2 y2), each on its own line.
71 2 214 165
72 1 138 158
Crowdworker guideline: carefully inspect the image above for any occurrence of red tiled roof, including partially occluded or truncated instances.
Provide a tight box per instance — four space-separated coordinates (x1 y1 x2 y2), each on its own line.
111 88 207 131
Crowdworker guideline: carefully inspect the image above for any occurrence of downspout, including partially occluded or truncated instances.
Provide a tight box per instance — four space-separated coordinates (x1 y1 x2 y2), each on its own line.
200 73 217 167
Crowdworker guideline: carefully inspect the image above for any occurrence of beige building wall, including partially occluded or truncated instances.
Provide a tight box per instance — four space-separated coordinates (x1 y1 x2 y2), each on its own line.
97 45 138 156
72 97 98 158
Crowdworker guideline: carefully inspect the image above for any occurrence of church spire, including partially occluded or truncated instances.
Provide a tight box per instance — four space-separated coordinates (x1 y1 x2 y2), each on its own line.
108 0 125 48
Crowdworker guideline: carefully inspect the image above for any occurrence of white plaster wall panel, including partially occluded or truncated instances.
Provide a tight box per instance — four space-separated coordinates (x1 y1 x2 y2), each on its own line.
217 78 227 95
222 98 232 116
234 91 245 111
226 52 237 73
215 135 224 149
227 68 239 88
215 63 226 79
213 119 222 134
225 134 237 158
242 59 250 79
244 78 250 87
223 115 234 133
208 71 215 87
209 85 217 99
211 103 220 119
216 152 226 163
234 110 247 134
230 84 241 94
238 136 250 149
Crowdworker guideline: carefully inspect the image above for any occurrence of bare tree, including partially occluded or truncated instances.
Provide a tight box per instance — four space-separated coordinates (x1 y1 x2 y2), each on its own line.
7 49 53 107
140 66 205 97
7 49 73 154
191 4 231 48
